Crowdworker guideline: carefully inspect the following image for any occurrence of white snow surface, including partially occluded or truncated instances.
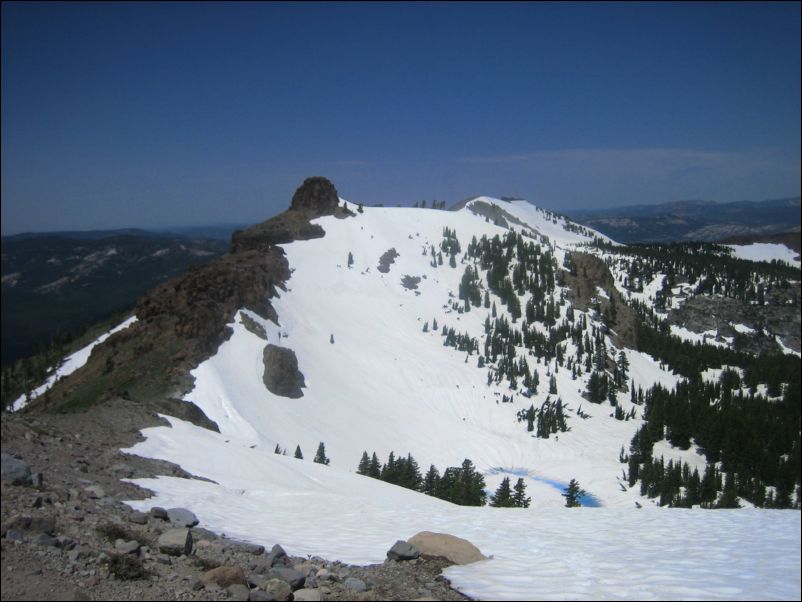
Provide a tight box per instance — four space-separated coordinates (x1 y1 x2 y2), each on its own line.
726 243 801 268
11 316 138 412
126 416 801 601
120 200 801 600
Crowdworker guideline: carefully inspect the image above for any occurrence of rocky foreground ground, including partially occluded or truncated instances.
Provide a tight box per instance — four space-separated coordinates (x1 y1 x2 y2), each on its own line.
1 399 474 601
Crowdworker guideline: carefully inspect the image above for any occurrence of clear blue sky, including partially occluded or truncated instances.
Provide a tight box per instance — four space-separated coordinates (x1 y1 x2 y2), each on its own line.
2 2 800 234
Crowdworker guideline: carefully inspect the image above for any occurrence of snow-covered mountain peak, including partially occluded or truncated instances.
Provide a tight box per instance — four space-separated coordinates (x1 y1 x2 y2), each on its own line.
9 179 799 601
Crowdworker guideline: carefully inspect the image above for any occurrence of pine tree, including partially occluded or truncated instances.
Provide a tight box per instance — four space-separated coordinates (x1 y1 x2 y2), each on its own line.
274 443 285 455
549 374 558 394
422 464 440 496
357 451 370 475
347 252 354 268
368 452 381 478
313 442 330 465
513 478 531 508
563 478 586 507
490 477 514 507
294 445 303 460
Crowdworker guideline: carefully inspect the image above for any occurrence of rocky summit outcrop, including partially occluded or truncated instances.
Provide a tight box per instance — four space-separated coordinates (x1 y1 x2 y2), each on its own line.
290 176 340 214
231 177 349 254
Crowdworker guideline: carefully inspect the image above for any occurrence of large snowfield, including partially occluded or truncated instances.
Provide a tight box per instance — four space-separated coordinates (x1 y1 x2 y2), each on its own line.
726 242 801 268
69 199 799 599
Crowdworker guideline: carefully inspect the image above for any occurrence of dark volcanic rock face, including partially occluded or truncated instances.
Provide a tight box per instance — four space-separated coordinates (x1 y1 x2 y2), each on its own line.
563 252 638 349
289 176 340 214
668 286 801 354
262 344 306 398
230 177 346 254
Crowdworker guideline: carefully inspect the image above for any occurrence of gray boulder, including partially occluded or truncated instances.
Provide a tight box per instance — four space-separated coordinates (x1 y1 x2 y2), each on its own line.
115 539 140 555
266 543 288 567
387 540 421 561
128 511 148 525
344 577 367 592
167 507 199 527
158 528 193 556
227 583 251 601
261 577 291 601
268 567 306 590
292 589 322 602
1 453 31 485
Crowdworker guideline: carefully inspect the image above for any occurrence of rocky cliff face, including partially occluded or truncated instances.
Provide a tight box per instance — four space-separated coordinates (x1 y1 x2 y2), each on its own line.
34 178 345 412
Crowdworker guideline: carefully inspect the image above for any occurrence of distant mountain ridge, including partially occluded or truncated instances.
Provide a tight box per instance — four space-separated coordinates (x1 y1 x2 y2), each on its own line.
565 196 800 243
4 223 246 242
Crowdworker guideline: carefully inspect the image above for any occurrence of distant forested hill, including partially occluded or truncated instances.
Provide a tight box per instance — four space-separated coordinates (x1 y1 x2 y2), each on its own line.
1 231 229 365
565 197 800 243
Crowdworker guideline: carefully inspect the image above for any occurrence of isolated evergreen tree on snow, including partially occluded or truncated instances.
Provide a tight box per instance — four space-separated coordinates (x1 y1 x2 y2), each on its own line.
563 478 586 507
314 442 330 465
294 445 303 460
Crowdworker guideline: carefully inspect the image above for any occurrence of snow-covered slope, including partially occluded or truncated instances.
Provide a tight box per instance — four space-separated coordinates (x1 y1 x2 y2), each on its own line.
726 242 800 268
119 197 800 600
125 415 801 601
152 200 673 507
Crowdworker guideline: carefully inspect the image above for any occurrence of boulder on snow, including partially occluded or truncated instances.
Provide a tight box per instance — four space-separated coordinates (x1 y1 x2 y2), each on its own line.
386 540 421 561
407 531 487 565
262 344 306 398
167 507 199 527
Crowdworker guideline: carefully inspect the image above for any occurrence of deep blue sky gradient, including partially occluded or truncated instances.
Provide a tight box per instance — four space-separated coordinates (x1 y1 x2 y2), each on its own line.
2 2 800 234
